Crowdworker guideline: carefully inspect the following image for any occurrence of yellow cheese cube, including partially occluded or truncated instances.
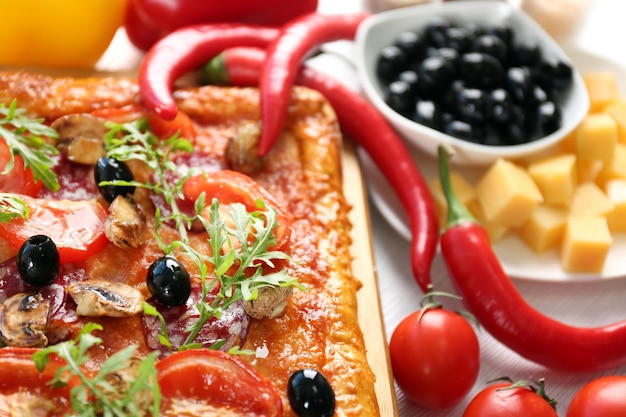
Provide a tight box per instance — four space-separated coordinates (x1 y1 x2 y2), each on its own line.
575 113 617 162
428 172 476 228
576 159 603 184
596 143 626 186
561 216 612 273
527 154 577 207
605 179 626 233
469 202 511 243
517 205 568 254
570 182 615 217
476 159 543 228
605 99 626 144
584 71 619 112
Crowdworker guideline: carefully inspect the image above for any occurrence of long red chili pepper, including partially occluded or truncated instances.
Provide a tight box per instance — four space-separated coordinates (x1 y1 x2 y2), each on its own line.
203 47 438 293
138 24 279 120
257 12 371 156
437 145 626 373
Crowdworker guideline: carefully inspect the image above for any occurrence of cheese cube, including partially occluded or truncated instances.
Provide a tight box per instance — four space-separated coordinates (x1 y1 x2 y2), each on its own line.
570 182 615 217
476 159 543 228
527 154 577 207
576 159 603 184
575 113 617 162
517 205 568 254
605 99 626 144
596 143 626 186
561 216 612 273
584 72 619 112
605 179 626 232
428 172 476 228
470 202 510 243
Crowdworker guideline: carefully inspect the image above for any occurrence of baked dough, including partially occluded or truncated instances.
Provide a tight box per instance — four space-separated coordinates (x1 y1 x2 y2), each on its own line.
0 71 380 416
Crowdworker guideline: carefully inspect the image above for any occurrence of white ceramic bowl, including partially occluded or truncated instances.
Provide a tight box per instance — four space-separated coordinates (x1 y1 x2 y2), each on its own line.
355 1 589 166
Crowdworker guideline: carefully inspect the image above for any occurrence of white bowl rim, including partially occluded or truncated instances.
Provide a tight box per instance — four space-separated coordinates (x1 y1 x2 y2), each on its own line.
355 0 590 165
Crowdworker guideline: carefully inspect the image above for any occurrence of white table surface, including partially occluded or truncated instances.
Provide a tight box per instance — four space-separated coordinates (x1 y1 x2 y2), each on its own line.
315 0 626 416
96 1 626 415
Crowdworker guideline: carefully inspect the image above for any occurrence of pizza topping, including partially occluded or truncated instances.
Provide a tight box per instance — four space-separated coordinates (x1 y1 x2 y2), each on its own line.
226 120 264 174
104 195 148 249
66 279 145 317
287 369 336 417
51 113 108 165
0 291 50 347
243 284 293 319
94 156 137 203
146 255 192 307
16 234 60 287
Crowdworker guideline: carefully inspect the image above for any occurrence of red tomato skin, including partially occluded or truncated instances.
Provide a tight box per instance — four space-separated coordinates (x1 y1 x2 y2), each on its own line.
389 308 480 409
0 196 108 264
566 376 626 417
156 349 283 416
463 383 558 417
0 140 42 196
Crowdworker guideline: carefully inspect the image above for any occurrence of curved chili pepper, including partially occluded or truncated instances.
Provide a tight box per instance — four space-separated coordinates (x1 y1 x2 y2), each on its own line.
202 47 438 293
437 145 626 373
138 24 279 120
257 12 371 156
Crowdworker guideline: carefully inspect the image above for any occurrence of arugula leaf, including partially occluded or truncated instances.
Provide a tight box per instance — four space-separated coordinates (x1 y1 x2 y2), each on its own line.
0 99 59 191
32 323 160 417
102 119 302 351
0 192 29 222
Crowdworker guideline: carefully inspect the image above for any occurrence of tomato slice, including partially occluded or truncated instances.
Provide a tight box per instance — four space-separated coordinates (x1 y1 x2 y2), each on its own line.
0 196 108 264
182 170 292 250
0 139 43 196
156 349 283 416
0 347 75 415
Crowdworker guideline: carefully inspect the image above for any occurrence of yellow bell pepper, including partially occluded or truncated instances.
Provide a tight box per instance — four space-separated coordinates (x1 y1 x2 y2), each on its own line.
0 0 127 68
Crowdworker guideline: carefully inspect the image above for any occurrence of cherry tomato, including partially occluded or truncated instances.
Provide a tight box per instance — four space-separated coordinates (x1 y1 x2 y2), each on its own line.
389 307 480 409
156 349 283 416
0 196 108 264
0 140 42 196
566 376 626 417
463 382 557 417
182 170 292 250
0 347 77 415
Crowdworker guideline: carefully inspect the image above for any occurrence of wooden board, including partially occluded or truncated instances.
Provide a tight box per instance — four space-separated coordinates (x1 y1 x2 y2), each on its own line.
342 140 399 417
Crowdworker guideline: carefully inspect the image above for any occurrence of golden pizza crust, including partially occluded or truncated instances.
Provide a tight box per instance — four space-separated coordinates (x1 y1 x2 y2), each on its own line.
0 71 379 417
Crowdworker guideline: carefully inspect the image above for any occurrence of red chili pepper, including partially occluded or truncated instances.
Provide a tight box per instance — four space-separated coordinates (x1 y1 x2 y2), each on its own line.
257 12 371 156
124 0 318 51
138 24 279 121
437 145 626 373
202 47 438 293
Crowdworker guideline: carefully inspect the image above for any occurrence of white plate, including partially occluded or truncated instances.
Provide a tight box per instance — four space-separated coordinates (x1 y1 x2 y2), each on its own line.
361 47 626 282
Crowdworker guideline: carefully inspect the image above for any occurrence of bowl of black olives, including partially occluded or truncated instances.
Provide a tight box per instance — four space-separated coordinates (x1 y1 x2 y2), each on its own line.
355 1 589 165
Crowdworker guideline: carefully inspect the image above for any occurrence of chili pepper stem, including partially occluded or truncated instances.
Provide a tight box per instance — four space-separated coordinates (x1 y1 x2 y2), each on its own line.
437 145 476 229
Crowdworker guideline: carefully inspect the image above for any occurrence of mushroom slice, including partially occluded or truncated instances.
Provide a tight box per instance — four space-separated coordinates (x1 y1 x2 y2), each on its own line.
105 195 147 249
66 280 144 317
225 120 264 174
0 292 50 347
243 285 293 320
51 113 108 165
104 355 155 413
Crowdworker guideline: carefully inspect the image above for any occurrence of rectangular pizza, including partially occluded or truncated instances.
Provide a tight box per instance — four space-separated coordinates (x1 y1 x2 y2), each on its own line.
0 71 382 416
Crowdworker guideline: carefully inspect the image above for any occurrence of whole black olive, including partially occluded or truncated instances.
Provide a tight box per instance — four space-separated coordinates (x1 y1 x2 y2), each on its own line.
536 101 562 135
426 47 460 67
418 55 455 95
486 88 513 123
444 26 472 53
17 235 60 287
147 255 191 307
473 34 508 64
443 119 483 143
506 67 535 104
460 52 504 89
454 88 488 123
94 157 136 203
287 369 335 417
413 100 442 130
513 40 542 67
394 30 425 61
540 58 574 91
488 21 514 48
424 16 452 48
376 45 408 82
384 80 414 115
397 70 420 95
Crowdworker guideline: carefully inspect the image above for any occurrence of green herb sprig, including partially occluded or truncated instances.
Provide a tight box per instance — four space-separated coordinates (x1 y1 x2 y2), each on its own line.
0 192 29 222
32 323 161 417
0 99 60 191
102 120 301 351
